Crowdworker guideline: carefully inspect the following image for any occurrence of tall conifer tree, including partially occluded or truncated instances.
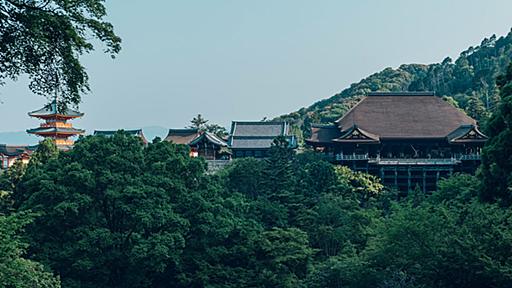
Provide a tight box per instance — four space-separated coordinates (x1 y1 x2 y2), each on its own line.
479 64 512 204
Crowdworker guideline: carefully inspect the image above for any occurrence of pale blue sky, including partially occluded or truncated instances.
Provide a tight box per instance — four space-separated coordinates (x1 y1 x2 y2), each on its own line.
1 0 512 140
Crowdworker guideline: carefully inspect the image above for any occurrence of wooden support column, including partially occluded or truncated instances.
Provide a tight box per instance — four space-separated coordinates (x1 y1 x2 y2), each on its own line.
394 167 398 187
422 169 427 193
407 167 411 192
436 171 440 187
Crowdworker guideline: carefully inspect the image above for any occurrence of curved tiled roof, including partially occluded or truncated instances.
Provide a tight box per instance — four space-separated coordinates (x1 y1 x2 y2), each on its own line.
189 132 227 147
164 129 200 144
446 124 487 143
165 129 228 147
228 121 297 149
0 144 37 157
335 93 476 139
333 125 380 143
27 127 85 135
229 121 289 137
306 125 341 144
28 100 83 118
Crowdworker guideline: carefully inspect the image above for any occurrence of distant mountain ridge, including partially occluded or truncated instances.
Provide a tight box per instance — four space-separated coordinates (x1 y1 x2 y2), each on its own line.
277 28 512 140
0 131 39 145
0 126 168 146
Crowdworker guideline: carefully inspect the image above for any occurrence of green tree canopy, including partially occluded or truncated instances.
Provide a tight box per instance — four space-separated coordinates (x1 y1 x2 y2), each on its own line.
0 0 121 106
479 63 512 205
0 212 60 288
16 132 201 287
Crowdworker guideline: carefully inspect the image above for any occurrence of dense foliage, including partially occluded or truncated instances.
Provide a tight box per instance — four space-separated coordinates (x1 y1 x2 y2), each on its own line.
1 30 512 287
0 0 121 106
0 212 60 288
277 29 512 139
479 63 512 205
0 99 512 287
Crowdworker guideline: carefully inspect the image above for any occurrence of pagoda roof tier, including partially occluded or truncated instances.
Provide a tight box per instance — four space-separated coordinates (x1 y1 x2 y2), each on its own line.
27 127 85 136
28 100 84 119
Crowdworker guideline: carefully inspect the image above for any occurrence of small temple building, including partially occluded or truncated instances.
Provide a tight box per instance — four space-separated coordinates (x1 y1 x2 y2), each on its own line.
165 128 230 160
27 100 84 150
0 144 37 169
306 92 487 192
228 121 298 158
93 129 148 145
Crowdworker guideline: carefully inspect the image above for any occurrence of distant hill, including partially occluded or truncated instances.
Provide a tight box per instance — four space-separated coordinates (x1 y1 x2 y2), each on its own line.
139 126 168 142
277 28 512 140
0 126 169 146
0 131 39 145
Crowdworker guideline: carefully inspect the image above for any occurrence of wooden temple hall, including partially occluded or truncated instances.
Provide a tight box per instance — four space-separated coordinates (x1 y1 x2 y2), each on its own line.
306 92 488 192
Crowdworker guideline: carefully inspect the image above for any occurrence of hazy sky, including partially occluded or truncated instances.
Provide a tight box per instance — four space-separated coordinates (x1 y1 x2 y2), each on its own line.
1 0 512 135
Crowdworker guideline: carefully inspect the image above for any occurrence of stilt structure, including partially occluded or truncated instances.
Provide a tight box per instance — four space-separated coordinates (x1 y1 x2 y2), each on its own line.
306 92 487 192
27 100 84 150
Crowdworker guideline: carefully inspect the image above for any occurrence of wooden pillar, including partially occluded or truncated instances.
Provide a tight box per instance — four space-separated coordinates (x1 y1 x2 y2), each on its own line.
394 167 398 187
422 169 427 193
436 171 440 187
407 167 411 192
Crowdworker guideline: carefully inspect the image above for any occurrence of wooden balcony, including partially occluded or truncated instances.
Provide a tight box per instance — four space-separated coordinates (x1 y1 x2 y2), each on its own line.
335 153 369 161
329 153 482 165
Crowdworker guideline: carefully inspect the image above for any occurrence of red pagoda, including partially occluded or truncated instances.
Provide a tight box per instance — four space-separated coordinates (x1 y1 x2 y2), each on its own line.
27 100 84 149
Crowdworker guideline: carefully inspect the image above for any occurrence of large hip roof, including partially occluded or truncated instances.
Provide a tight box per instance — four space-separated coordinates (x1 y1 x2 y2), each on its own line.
335 94 476 139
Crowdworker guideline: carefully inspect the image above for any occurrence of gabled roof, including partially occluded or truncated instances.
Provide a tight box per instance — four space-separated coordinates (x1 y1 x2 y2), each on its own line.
165 129 200 144
228 121 297 149
28 100 83 119
335 92 476 139
189 132 227 147
306 125 342 144
228 136 297 149
230 121 289 137
0 144 37 157
446 124 488 143
94 129 148 144
333 125 380 143
165 129 227 147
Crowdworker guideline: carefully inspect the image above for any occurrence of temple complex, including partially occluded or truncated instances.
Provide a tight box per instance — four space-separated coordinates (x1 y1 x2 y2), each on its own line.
306 92 487 192
27 100 84 150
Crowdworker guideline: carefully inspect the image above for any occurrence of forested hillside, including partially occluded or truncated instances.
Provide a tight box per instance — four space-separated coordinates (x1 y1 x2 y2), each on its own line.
278 29 512 139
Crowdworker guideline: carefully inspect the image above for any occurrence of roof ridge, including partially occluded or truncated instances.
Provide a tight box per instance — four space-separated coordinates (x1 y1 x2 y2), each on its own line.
367 91 435 96
231 121 287 125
